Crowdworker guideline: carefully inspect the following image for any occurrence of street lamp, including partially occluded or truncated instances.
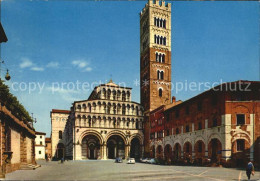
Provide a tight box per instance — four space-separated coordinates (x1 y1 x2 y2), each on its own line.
0 60 11 81
31 113 37 128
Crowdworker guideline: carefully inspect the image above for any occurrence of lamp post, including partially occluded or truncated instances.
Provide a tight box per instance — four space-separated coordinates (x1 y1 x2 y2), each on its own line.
31 113 37 128
0 21 10 81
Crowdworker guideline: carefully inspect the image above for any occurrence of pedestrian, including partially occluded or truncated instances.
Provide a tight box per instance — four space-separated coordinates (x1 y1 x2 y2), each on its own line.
246 161 255 180
61 157 64 164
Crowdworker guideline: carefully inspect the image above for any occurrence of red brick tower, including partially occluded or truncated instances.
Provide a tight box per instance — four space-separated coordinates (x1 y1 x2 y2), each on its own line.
140 0 172 155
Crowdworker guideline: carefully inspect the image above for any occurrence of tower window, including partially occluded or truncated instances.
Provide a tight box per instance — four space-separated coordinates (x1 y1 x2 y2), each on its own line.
157 70 164 80
59 131 62 139
160 71 164 80
236 114 245 125
163 37 166 45
162 54 165 63
159 88 163 97
154 17 166 28
155 52 165 63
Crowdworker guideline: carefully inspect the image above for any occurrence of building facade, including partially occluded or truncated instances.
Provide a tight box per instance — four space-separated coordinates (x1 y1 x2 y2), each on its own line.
35 132 46 160
45 138 52 158
51 81 144 160
51 109 70 160
149 81 260 167
139 1 260 167
0 26 36 177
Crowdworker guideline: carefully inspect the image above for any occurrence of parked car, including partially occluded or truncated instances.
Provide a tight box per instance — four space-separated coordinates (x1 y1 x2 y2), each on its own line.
148 158 157 164
140 158 147 163
115 157 123 163
127 158 135 164
140 158 151 163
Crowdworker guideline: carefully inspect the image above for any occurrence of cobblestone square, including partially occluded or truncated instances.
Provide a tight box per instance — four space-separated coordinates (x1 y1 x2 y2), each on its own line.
5 160 260 181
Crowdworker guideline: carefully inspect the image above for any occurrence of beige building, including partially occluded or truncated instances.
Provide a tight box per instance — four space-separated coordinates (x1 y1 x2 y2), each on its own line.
35 132 46 160
51 110 70 159
51 80 144 160
45 138 52 158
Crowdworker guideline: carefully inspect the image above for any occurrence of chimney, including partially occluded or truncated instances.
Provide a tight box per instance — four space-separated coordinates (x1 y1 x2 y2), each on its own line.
172 96 176 103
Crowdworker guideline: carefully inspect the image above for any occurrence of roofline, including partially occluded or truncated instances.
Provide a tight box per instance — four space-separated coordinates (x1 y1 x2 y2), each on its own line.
35 131 46 135
73 99 142 106
150 105 165 114
165 80 260 112
51 109 70 114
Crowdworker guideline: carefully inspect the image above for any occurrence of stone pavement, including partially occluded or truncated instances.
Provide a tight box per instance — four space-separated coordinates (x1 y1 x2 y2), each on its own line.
5 160 260 180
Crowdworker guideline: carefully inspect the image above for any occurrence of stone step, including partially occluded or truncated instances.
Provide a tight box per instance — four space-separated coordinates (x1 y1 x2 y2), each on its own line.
19 163 41 170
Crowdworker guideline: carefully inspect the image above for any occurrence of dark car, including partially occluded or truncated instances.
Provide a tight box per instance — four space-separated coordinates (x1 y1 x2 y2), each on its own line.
115 157 123 163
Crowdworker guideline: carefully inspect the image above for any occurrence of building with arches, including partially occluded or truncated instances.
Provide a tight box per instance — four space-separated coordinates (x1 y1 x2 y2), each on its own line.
149 81 260 167
51 80 144 160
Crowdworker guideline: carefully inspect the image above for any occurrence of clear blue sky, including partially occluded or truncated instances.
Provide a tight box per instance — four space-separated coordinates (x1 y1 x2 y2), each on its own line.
1 0 259 136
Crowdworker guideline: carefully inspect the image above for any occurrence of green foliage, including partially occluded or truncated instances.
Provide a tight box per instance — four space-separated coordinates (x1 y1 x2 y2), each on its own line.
0 80 33 123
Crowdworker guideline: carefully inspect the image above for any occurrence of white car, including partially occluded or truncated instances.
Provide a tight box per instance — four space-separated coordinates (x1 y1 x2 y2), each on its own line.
127 158 135 164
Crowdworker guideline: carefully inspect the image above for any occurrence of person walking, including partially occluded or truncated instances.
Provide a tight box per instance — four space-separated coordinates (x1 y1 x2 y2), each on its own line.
246 161 255 180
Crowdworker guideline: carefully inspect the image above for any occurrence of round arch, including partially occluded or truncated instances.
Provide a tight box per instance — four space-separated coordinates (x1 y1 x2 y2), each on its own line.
156 145 163 159
207 133 223 146
208 138 222 163
194 140 205 165
129 133 143 145
105 131 128 145
164 144 173 162
79 130 104 145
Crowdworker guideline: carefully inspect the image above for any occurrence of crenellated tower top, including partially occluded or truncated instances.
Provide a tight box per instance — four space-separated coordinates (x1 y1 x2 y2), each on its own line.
140 0 171 16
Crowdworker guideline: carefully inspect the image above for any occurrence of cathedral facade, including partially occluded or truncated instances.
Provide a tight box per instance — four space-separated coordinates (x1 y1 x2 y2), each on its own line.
51 81 144 160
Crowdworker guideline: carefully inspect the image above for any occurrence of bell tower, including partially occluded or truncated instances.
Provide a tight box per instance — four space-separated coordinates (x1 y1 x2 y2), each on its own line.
140 0 172 156
140 0 171 112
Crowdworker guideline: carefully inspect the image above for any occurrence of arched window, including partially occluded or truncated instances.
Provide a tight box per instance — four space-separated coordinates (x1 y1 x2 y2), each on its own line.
163 19 166 28
160 19 162 27
154 35 157 43
156 18 159 27
162 54 165 63
163 37 166 45
122 105 126 115
159 88 163 97
156 52 159 62
154 17 156 26
159 54 161 62
136 121 139 129
88 116 91 127
160 71 164 80
160 36 163 44
122 91 126 101
157 36 159 44
157 70 160 79
59 131 62 139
